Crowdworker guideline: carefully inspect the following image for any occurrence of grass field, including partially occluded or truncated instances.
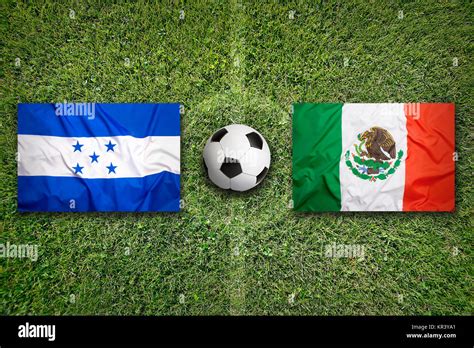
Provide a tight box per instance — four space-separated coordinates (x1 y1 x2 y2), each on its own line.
0 0 472 315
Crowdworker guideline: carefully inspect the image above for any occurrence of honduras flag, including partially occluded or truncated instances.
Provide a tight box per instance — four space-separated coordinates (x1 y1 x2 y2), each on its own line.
18 103 180 212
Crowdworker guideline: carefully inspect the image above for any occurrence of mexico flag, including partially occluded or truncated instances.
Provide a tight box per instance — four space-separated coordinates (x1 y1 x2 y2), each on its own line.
292 103 455 212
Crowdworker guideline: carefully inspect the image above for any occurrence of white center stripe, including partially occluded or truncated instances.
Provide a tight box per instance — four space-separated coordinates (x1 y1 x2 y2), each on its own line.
18 135 180 178
339 103 407 211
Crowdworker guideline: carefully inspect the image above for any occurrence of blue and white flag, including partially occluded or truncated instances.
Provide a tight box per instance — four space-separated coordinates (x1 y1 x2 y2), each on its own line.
18 103 180 212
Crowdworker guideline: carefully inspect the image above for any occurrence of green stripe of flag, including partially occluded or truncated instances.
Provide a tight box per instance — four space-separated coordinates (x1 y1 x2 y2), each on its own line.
292 103 342 212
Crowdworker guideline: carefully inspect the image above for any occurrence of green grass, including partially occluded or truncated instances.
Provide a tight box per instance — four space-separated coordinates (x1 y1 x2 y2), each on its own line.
0 0 472 315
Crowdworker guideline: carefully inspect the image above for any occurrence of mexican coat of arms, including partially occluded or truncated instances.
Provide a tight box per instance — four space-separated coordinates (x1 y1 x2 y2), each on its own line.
345 126 404 182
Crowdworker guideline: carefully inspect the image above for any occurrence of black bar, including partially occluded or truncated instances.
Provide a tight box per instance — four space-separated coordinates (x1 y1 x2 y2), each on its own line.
0 316 471 346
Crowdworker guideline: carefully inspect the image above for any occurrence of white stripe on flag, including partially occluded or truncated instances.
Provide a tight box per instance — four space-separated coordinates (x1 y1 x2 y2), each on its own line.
339 103 407 211
18 135 180 178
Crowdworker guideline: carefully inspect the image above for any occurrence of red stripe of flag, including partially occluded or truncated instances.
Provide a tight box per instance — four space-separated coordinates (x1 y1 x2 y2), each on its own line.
403 103 455 211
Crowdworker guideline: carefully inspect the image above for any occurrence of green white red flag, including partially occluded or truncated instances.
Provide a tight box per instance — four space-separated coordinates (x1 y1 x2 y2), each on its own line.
293 103 455 212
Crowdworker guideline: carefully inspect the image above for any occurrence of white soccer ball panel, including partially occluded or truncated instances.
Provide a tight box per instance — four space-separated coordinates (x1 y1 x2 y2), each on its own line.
219 132 250 160
226 125 269 151
224 124 256 137
203 141 224 170
230 173 257 192
262 141 271 163
208 167 231 189
240 147 271 176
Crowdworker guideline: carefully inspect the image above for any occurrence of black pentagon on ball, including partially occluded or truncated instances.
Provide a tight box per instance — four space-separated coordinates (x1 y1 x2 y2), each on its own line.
220 158 242 178
256 167 268 184
211 128 228 142
246 132 263 149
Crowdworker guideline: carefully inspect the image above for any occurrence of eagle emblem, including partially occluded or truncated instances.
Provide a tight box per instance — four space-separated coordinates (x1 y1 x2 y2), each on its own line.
345 126 404 182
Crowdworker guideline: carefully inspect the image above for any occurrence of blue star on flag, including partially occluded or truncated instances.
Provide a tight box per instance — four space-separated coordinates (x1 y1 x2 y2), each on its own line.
89 152 100 163
105 140 116 152
72 141 84 152
106 163 117 174
73 163 84 174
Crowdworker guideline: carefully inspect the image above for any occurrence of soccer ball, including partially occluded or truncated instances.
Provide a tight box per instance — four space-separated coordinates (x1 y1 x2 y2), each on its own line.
203 124 271 191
